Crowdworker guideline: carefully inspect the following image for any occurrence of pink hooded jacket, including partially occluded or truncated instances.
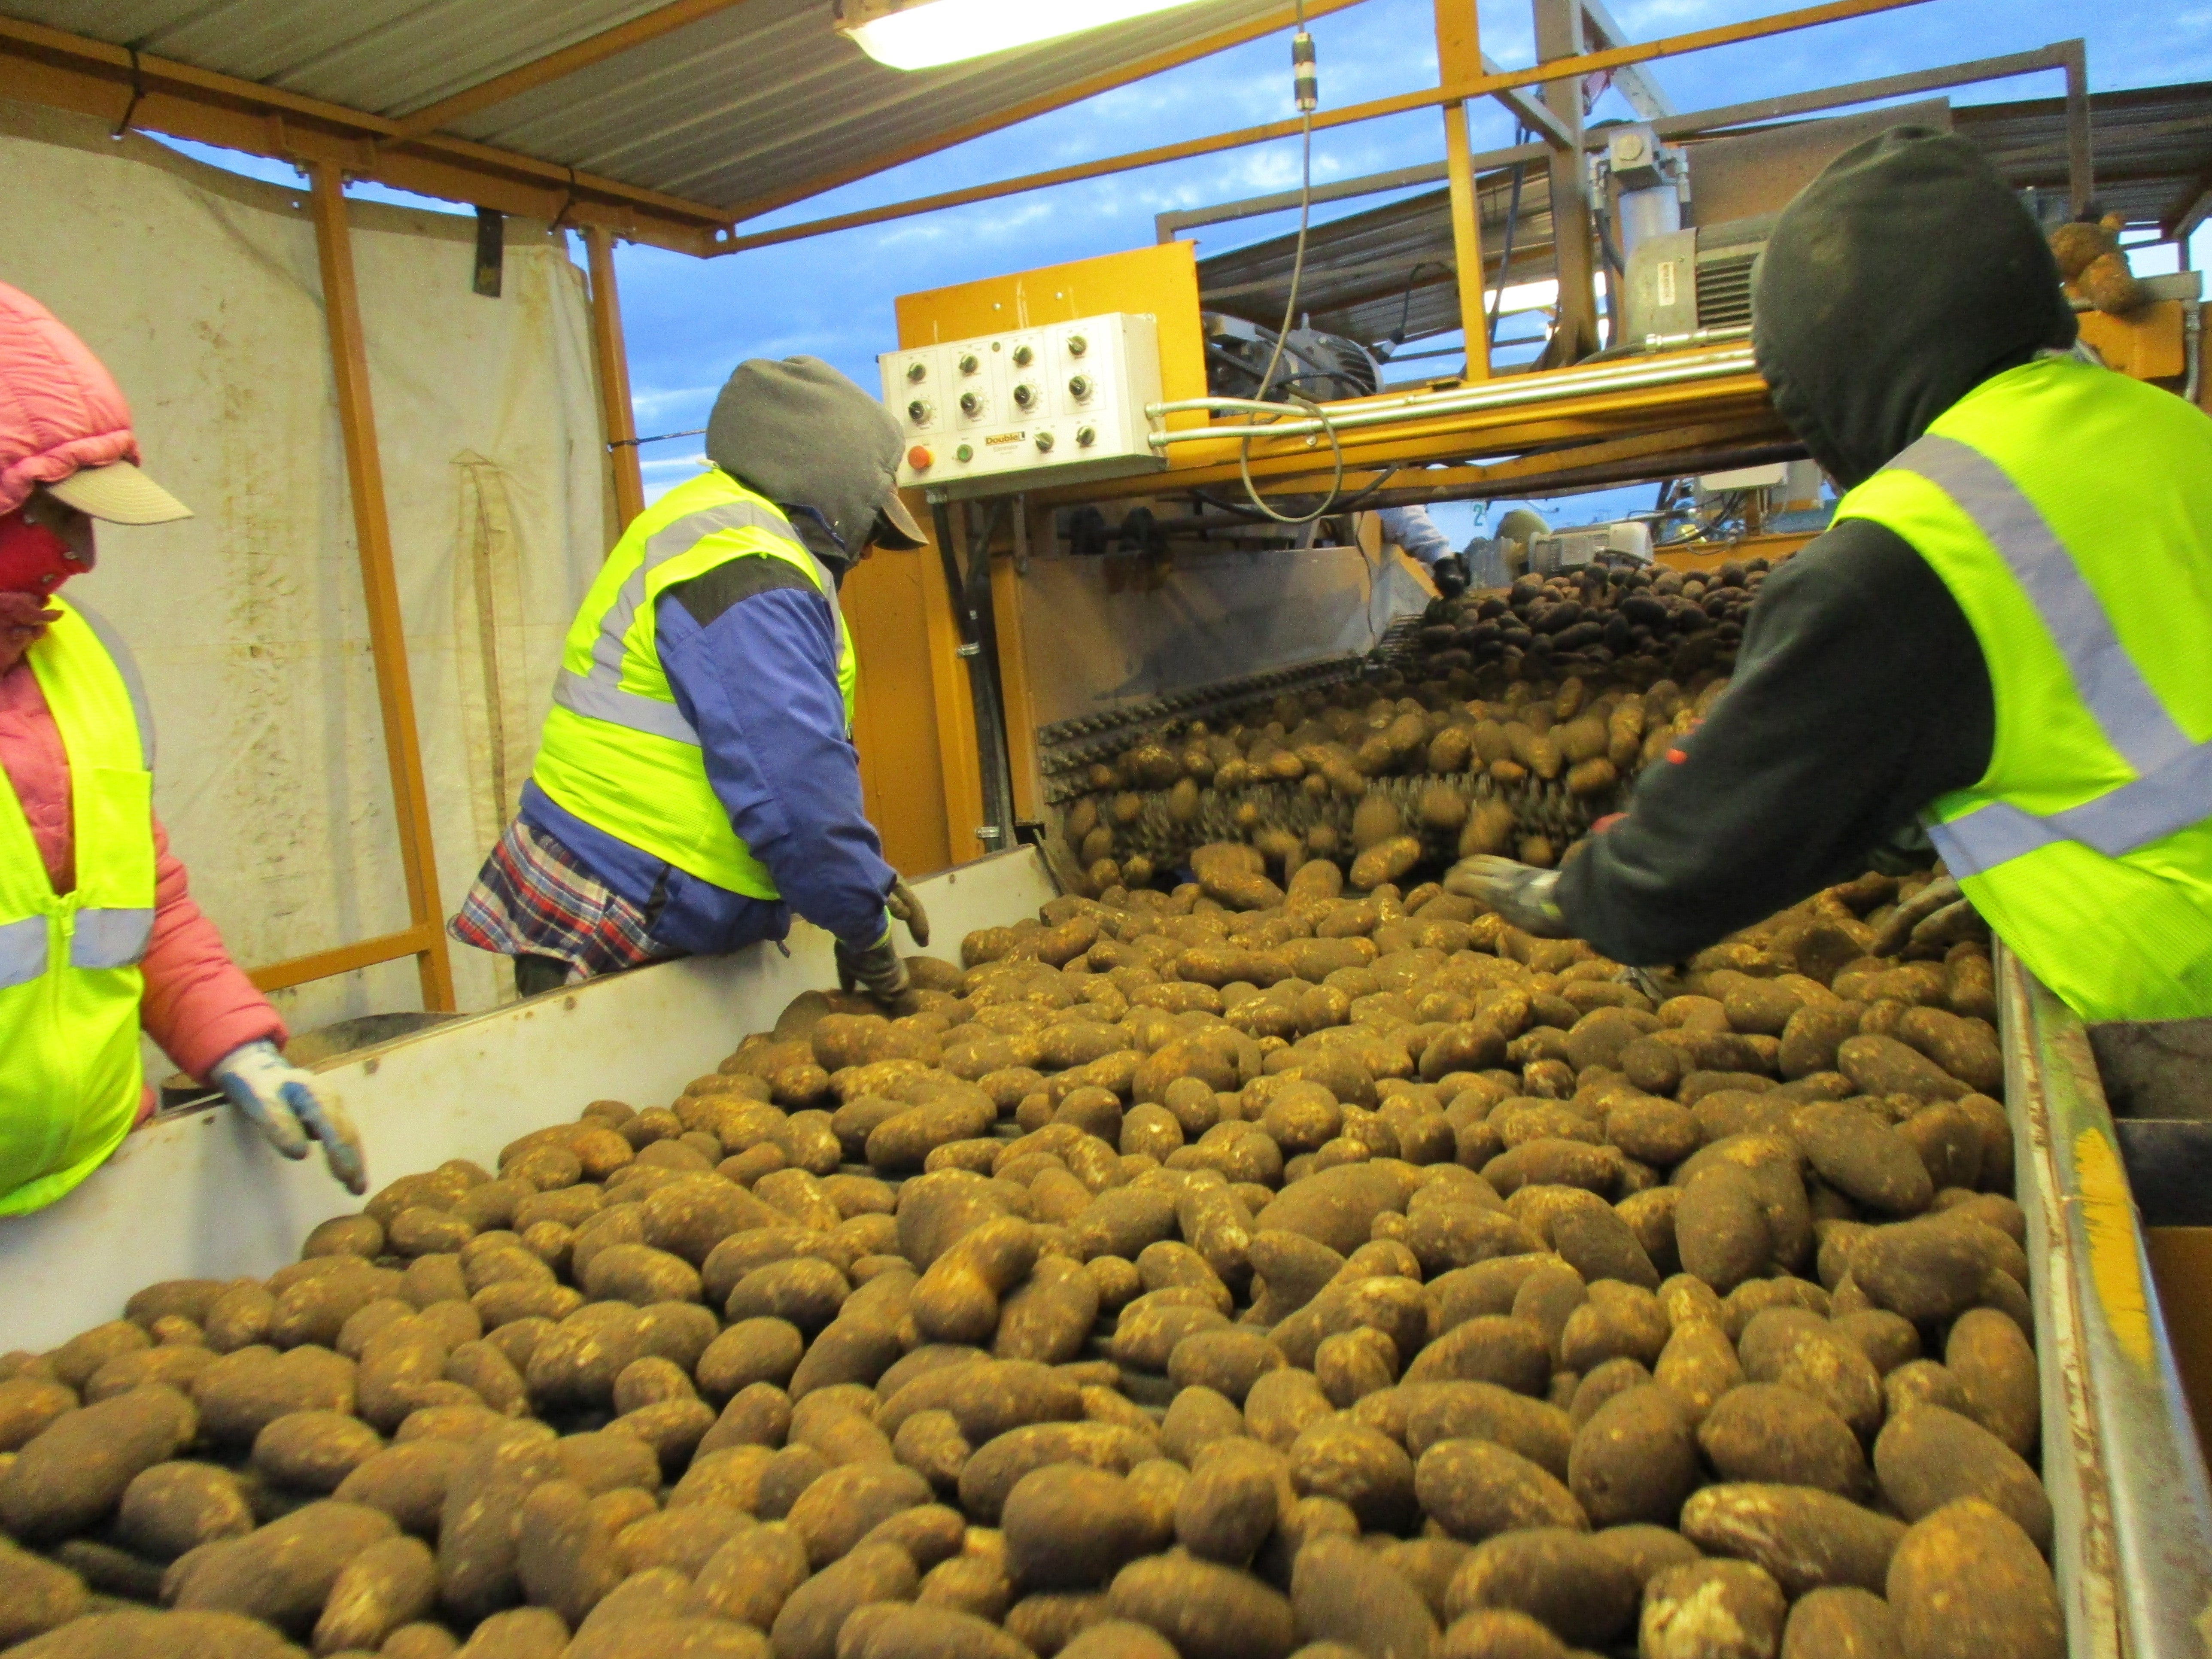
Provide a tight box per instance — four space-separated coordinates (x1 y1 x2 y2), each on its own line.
0 283 140 517
0 281 283 1086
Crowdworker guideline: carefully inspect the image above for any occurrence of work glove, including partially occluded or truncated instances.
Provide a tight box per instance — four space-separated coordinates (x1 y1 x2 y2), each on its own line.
886 875 931 948
1444 855 1574 939
1431 553 1470 599
209 1040 367 1196
837 924 912 1008
1871 875 1987 957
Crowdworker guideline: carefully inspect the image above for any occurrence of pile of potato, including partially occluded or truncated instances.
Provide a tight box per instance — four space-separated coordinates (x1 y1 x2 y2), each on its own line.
1052 561 1762 894
0 582 2061 1659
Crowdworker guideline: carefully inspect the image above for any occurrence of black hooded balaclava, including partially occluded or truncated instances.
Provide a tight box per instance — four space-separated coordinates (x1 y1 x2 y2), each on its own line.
1751 127 2078 490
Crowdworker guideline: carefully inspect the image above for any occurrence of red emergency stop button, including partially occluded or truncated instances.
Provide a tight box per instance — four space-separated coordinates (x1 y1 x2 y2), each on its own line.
908 445 933 470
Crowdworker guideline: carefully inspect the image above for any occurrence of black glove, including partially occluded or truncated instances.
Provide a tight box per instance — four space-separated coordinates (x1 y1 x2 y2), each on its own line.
836 924 912 1006
1431 553 1470 598
886 875 931 948
1444 855 1574 938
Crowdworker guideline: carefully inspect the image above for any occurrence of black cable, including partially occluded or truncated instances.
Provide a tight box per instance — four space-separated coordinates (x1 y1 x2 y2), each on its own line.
111 47 145 140
1385 261 1451 353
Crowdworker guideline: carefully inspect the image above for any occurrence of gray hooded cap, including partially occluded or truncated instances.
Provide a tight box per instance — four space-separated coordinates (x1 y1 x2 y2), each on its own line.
705 355 927 553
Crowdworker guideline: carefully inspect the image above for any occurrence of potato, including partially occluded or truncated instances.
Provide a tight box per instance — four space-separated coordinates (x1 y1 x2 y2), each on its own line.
313 1532 439 1653
769 1539 918 1659
1566 1384 1697 1526
1105 1553 1296 1659
1847 1220 1989 1326
1291 1533 1440 1659
0 1384 195 1541
1403 1317 1551 1394
9 1609 305 1659
334 1437 469 1535
171 1498 398 1634
1639 1559 1787 1659
958 1422 1156 1524
694 1519 811 1628
1651 1320 1743 1425
1402 1379 1573 1479
1737 1310 1881 1440
1872 1405 2050 1549
1885 1499 2060 1659
1945 1308 2038 1456
1286 1417 1416 1531
1679 1483 1904 1595
1699 1383 1866 1504
1415 1439 1585 1540
193 1345 356 1444
842 1604 1033 1659
436 1422 566 1624
252 1409 384 1493
1444 1526 1639 1648
1169 1330 1286 1404
0 1540 87 1647
1674 1167 1771 1294
1003 1464 1158 1589
0 1379 74 1452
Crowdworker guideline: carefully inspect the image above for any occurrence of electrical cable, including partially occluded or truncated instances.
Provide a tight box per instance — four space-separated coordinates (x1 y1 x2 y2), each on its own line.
1226 0 1347 529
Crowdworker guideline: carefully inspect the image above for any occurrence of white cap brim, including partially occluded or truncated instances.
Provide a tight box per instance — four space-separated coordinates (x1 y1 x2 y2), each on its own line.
46 460 193 525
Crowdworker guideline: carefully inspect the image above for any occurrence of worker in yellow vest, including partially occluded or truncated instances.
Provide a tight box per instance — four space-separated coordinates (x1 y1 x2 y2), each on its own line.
0 282 364 1212
1448 128 2212 1024
454 357 933 1003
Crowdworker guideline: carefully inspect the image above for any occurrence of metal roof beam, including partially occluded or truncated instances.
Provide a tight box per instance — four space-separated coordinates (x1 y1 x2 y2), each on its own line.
0 15 729 253
1578 0 1674 118
391 0 761 141
715 0 1938 254
715 0 1373 226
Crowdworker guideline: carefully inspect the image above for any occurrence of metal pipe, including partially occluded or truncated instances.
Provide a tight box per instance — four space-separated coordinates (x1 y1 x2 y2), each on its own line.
2184 300 2202 407
1147 345 1759 444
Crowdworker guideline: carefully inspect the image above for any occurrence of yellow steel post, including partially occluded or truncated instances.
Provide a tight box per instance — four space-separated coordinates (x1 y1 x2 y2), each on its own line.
1434 0 1493 379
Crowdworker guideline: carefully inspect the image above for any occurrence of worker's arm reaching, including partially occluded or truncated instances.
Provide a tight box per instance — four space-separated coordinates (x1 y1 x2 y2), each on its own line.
1379 505 1468 596
657 559 901 955
1547 520 1995 964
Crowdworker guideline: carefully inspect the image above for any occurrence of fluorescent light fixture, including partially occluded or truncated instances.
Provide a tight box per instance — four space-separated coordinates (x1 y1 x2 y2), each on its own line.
834 0 1220 71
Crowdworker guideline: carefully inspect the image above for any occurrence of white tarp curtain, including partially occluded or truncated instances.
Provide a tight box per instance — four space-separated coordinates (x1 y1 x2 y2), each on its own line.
0 100 610 1036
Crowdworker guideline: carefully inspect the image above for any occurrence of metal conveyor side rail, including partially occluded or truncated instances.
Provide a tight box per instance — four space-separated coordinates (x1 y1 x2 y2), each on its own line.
2000 944 2212 1658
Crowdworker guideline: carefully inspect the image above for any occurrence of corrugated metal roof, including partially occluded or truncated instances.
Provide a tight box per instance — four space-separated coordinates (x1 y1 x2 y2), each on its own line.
1198 162 1557 346
3 0 1293 214
1199 82 2212 346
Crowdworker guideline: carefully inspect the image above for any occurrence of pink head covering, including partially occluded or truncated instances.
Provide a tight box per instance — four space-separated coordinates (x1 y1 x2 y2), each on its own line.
0 282 140 519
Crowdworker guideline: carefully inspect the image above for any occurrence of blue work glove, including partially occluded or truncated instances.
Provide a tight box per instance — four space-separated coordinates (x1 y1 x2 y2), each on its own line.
1445 855 1574 939
836 923 912 1007
209 1040 368 1196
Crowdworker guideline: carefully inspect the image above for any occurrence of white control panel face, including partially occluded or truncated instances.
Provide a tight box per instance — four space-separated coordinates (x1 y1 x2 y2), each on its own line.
880 311 1166 497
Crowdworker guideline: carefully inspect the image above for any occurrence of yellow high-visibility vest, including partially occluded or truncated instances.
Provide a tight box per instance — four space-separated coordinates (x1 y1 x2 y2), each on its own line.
0 599 155 1213
1836 354 2212 1021
532 468 857 897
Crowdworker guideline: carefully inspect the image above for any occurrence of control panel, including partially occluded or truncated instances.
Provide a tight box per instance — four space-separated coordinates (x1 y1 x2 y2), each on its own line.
879 311 1166 498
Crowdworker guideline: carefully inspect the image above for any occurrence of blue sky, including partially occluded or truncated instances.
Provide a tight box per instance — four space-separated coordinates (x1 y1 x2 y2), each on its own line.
170 0 2212 538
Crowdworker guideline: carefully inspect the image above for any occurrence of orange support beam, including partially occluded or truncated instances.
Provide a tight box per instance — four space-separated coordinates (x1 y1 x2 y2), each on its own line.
305 161 457 1012
584 225 647 531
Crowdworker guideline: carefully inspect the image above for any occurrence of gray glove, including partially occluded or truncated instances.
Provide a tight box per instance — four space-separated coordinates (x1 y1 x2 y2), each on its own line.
1444 855 1573 938
836 924 912 1007
208 1040 368 1196
886 875 931 948
1871 875 1987 957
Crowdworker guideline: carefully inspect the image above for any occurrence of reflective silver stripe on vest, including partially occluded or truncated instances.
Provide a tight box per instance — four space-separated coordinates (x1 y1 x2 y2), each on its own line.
64 599 155 772
69 906 154 970
553 671 703 745
1896 433 2212 877
1892 434 2192 772
557 494 844 744
0 916 43 990
1931 737 2212 878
